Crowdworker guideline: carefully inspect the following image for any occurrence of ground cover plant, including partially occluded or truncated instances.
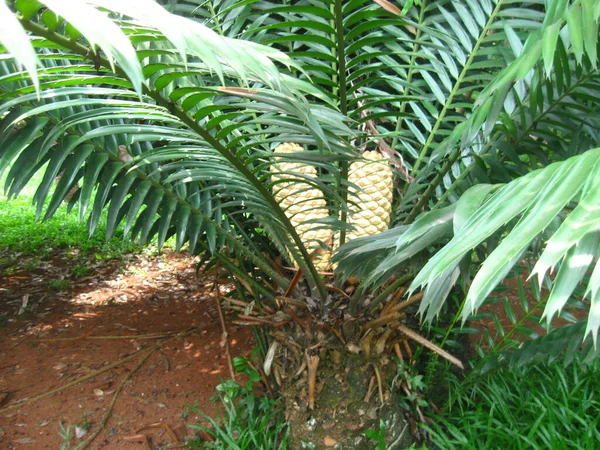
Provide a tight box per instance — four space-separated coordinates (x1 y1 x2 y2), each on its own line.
3 0 600 447
426 356 600 449
0 177 151 282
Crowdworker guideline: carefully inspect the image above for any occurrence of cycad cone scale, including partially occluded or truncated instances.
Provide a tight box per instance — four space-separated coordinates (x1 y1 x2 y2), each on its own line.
346 150 393 241
271 143 333 271
272 144 393 272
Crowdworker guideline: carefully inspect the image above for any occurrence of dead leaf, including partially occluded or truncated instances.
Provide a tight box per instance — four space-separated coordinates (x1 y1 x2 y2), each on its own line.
218 87 259 96
373 0 401 15
117 145 133 163
13 438 35 444
75 426 88 439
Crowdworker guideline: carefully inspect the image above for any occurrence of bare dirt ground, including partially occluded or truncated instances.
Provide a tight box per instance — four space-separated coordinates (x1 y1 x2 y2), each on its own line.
0 250 253 449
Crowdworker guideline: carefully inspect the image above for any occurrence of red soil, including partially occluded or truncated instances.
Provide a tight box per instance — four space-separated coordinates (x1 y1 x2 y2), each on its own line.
0 250 252 449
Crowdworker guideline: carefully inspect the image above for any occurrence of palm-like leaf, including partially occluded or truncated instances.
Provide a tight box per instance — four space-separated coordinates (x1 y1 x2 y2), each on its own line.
0 0 355 300
331 0 600 344
336 149 600 341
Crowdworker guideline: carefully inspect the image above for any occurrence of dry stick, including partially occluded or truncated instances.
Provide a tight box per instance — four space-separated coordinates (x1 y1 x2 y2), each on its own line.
213 277 236 382
364 375 376 403
77 346 157 450
60 327 97 348
373 363 385 405
385 292 424 315
284 267 303 297
305 350 320 410
42 331 182 341
396 324 464 370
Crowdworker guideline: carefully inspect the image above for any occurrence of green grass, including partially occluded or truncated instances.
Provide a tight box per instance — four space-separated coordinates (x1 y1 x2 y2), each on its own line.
425 357 600 449
0 168 173 274
185 357 289 449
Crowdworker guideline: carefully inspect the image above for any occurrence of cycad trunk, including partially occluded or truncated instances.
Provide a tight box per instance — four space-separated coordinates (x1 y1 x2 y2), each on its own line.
263 146 418 447
254 292 427 449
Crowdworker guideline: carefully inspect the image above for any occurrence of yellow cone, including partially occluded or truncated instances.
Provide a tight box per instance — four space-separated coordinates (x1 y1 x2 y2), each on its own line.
271 143 333 271
346 151 394 241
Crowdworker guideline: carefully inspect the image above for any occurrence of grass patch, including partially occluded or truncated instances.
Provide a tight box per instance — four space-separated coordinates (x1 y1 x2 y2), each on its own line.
425 357 600 449
0 194 143 257
185 357 289 449
0 169 175 275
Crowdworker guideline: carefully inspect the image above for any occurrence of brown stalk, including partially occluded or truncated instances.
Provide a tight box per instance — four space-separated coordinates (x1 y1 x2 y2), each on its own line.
226 305 257 315
363 311 403 330
247 360 274 398
305 350 320 410
360 329 376 358
394 342 404 363
231 272 255 296
325 284 351 299
284 267 304 297
275 296 309 309
402 339 414 362
286 307 309 334
225 298 251 308
385 292 424 315
213 276 236 382
374 328 394 355
396 324 464 370
381 287 408 316
237 315 278 325
373 363 385 405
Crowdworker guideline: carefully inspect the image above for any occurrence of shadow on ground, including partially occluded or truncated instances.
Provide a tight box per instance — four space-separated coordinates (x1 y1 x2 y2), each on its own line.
0 249 252 449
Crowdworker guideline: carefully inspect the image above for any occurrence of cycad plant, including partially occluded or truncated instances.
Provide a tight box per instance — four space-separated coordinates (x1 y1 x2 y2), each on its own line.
3 0 600 447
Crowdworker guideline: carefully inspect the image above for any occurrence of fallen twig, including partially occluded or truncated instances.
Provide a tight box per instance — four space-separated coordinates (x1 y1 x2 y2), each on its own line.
42 331 181 341
396 324 463 370
60 327 97 348
77 346 157 450
213 275 236 382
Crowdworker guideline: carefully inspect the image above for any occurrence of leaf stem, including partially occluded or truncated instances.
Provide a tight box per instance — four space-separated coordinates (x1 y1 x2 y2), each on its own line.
333 0 349 246
410 0 503 176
